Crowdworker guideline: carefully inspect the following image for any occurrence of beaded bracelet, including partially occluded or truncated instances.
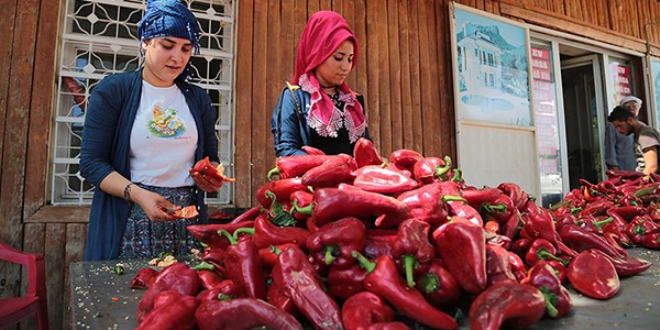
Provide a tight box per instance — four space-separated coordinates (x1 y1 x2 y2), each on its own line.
123 183 135 203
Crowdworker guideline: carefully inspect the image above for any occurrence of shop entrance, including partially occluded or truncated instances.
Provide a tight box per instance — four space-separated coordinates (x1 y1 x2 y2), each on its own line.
560 55 606 190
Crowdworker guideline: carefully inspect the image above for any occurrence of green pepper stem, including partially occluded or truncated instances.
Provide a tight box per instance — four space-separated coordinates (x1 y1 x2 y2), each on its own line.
292 202 313 216
218 229 237 245
352 250 376 273
538 248 569 266
218 293 235 301
269 245 282 255
402 254 417 287
233 227 255 241
420 274 441 294
441 195 467 203
192 261 215 271
539 287 559 318
592 217 613 230
451 168 463 182
266 166 280 181
324 245 337 265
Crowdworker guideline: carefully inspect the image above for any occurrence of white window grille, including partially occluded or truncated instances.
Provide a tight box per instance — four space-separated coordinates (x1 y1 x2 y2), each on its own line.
52 0 235 205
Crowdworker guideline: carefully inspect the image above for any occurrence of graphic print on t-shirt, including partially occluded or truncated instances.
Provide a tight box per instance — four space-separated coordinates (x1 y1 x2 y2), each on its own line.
148 104 187 137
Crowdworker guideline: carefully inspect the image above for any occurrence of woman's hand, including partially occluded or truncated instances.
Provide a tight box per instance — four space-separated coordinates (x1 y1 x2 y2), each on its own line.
131 187 179 221
190 168 224 193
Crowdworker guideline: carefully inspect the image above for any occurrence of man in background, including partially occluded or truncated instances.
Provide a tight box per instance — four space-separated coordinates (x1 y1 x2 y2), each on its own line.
604 95 642 171
608 104 660 178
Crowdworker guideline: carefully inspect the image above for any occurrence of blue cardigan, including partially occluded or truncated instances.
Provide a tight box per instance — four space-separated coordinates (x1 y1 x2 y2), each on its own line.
80 69 219 260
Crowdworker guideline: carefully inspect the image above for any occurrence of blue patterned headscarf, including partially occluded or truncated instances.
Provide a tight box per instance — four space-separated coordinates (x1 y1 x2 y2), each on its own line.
138 0 201 55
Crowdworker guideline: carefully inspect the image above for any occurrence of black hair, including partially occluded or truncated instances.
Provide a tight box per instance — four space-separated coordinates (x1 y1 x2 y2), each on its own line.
608 106 635 123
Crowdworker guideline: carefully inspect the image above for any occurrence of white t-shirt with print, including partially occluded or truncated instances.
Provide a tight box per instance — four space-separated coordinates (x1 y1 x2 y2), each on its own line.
130 81 198 187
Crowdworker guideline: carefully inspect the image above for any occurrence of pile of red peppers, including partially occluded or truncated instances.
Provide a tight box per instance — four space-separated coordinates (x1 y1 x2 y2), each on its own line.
131 139 657 330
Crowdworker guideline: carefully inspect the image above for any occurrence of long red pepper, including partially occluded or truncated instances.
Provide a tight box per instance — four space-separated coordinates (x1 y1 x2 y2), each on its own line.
256 177 308 209
352 252 459 330
432 220 487 294
391 182 456 225
193 262 224 290
252 214 310 249
521 208 559 248
301 153 357 187
559 223 625 258
217 229 266 300
415 258 462 308
136 263 200 323
186 221 255 249
469 280 546 330
353 137 383 168
485 243 516 287
391 219 434 287
273 245 344 330
196 279 244 302
590 249 652 277
524 238 569 267
136 292 198 330
196 298 303 330
302 145 326 155
307 217 366 269
341 292 401 330
567 249 620 300
228 205 262 224
326 263 367 300
521 263 573 318
413 156 453 184
266 154 334 181
352 165 418 194
497 182 529 211
295 184 409 226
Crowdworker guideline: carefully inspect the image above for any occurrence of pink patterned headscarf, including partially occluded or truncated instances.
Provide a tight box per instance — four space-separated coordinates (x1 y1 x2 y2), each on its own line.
292 11 366 142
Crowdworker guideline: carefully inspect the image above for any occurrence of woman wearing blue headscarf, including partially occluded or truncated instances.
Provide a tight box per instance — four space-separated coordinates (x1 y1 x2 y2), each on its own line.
80 0 222 260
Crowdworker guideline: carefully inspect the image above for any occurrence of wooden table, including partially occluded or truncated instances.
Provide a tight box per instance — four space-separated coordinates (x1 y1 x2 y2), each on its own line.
70 249 660 330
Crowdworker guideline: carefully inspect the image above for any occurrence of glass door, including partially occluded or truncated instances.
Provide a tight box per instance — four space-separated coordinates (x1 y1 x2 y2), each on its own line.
560 55 606 189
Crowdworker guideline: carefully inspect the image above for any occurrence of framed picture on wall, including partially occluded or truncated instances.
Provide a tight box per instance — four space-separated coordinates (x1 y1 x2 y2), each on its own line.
451 4 532 126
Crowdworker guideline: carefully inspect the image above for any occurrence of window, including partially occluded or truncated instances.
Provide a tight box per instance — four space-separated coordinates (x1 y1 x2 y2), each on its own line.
53 0 235 205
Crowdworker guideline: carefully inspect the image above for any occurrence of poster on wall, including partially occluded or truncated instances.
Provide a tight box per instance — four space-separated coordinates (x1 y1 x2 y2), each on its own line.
453 7 532 126
611 63 632 103
653 59 660 128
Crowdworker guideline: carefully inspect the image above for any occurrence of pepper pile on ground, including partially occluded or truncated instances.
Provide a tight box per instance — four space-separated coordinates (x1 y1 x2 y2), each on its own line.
130 138 656 330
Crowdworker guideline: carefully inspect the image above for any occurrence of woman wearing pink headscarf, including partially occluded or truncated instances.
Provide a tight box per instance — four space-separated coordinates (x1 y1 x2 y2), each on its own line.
271 10 370 157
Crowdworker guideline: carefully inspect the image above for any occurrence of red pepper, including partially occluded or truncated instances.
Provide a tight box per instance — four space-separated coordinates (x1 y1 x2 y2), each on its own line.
289 190 313 222
186 221 255 249
341 292 397 330
589 249 652 277
136 263 201 323
228 205 262 224
606 168 644 180
302 145 326 155
193 262 224 290
266 273 300 317
469 280 546 330
521 208 559 248
258 243 297 268
196 298 303 330
497 182 529 211
485 243 516 287
326 263 367 300
559 223 625 258
521 263 573 318
256 177 308 209
307 217 366 269
609 205 646 221
626 215 660 244
352 165 418 194
578 197 615 217
353 137 383 168
415 258 462 308
525 238 569 267
130 267 158 289
389 149 423 168
641 232 660 249
413 156 452 184
272 245 344 330
445 197 484 227
507 251 527 282
352 252 459 330
191 156 235 183
567 249 620 300
432 220 487 294
383 182 462 226
136 292 198 330
252 214 310 249
295 184 409 227
501 208 522 239
196 279 244 302
648 201 660 222
364 229 396 259
301 153 357 187
216 229 266 300
266 155 334 180
391 219 434 287
460 187 503 208
481 194 514 223
484 220 500 234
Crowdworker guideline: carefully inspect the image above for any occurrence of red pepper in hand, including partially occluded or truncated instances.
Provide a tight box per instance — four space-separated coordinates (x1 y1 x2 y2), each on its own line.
187 221 255 249
354 137 383 168
252 214 310 249
136 292 198 330
341 292 398 330
485 243 516 287
266 155 334 181
191 156 235 183
525 238 568 267
353 252 459 330
307 217 366 269
415 258 462 308
273 245 344 330
130 267 158 289
352 165 418 194
295 185 409 227
521 262 573 318
136 263 200 323
432 220 487 294
196 298 303 330
567 249 620 300
391 219 434 287
301 153 357 187
326 263 367 300
469 280 546 330
217 229 266 300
